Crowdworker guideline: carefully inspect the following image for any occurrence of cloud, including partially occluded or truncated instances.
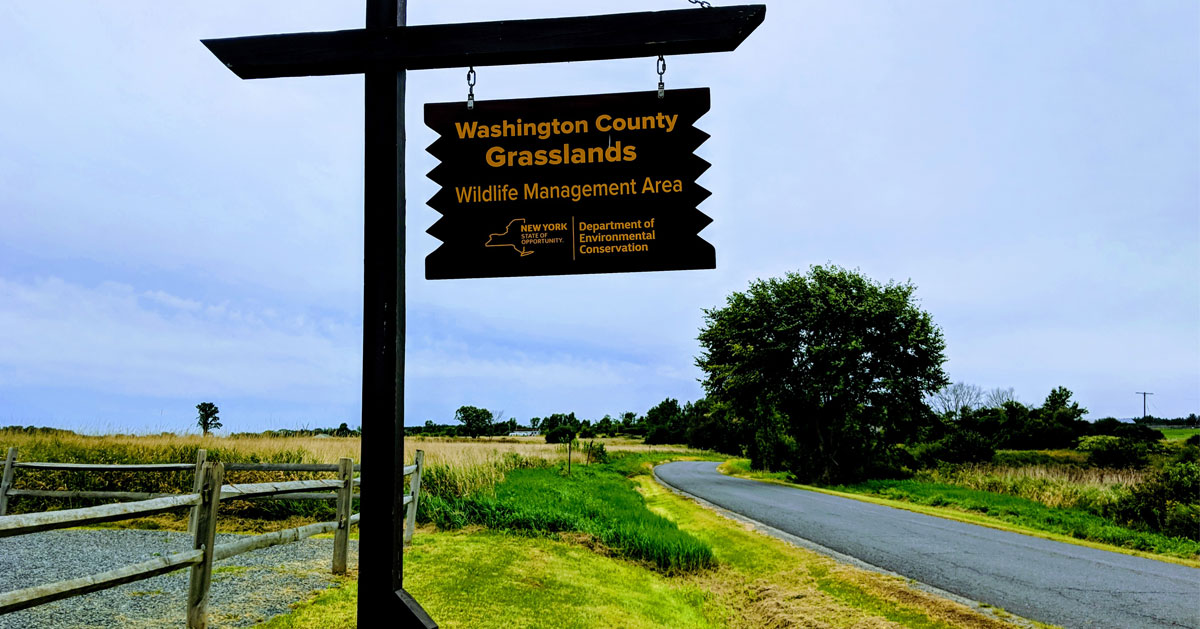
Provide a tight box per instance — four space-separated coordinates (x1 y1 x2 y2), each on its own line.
0 276 358 402
0 275 706 428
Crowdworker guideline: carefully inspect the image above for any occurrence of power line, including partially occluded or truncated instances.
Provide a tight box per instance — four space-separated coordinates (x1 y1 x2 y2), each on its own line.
1135 392 1153 420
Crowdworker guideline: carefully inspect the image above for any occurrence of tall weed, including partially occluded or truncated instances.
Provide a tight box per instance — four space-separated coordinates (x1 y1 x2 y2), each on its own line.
915 464 1143 513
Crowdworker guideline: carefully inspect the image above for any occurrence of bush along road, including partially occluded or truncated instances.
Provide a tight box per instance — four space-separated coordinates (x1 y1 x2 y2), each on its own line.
656 460 1200 629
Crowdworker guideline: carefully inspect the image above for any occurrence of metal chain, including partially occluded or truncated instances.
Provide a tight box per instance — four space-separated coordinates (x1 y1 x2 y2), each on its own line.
466 66 476 110
687 0 713 7
656 55 666 99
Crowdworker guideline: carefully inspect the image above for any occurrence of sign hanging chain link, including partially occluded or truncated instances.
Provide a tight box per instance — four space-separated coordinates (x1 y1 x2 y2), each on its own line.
687 0 713 8
657 55 667 99
466 66 477 110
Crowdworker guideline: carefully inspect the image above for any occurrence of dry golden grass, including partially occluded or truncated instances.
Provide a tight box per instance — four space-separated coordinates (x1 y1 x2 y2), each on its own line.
403 436 704 498
916 463 1145 510
0 429 700 504
0 430 694 467
403 435 699 466
0 430 361 464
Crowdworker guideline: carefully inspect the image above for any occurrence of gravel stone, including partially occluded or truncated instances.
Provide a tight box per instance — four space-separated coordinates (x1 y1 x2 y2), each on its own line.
0 529 358 628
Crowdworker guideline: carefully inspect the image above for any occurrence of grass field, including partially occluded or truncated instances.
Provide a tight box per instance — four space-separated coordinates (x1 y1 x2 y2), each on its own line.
0 430 1079 625
1160 427 1200 441
0 429 699 521
264 453 1031 629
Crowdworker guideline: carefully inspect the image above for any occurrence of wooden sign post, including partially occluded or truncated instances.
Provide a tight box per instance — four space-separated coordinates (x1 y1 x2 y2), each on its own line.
201 2 763 626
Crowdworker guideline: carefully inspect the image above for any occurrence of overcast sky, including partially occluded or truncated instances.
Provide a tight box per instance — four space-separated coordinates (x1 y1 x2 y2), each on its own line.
1 1 1196 433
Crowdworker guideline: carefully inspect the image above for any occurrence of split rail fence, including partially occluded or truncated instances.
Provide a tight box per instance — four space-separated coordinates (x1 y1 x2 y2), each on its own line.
0 447 425 628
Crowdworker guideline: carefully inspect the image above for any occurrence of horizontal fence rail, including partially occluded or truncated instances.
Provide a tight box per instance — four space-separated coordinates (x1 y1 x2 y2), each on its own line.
7 489 180 501
214 519 338 562
219 479 343 501
224 463 362 473
13 462 195 472
0 447 424 628
0 549 204 615
0 494 201 538
8 489 355 502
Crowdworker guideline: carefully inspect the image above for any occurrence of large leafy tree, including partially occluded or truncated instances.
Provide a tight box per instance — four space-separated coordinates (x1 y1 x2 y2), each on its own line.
196 402 222 436
455 405 493 439
696 265 948 483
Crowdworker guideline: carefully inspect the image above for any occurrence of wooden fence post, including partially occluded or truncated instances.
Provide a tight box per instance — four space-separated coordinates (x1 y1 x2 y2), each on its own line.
0 447 16 516
403 450 423 546
187 461 223 629
333 457 353 574
187 449 207 535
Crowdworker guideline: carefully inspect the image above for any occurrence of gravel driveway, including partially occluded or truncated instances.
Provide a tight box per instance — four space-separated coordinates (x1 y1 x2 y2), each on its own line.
0 529 358 628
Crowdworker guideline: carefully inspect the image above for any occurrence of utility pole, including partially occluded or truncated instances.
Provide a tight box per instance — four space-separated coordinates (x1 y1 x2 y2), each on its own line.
1135 392 1153 420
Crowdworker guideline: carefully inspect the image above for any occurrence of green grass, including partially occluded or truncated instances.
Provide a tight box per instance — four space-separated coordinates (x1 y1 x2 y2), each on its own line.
808 564 960 629
829 478 1200 559
261 466 1019 629
718 457 794 483
256 577 358 629
1160 428 1200 441
260 531 719 629
407 530 718 629
420 456 716 573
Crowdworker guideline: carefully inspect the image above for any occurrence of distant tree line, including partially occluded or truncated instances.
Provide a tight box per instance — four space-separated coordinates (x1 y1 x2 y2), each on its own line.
1134 414 1199 427
402 404 706 444
0 426 77 436
232 423 360 438
405 412 521 439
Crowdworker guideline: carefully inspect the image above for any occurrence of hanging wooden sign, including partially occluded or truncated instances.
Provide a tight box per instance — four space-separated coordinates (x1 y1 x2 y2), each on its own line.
425 88 713 279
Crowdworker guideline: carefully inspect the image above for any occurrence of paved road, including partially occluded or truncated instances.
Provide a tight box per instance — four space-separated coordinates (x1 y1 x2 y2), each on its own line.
656 461 1200 629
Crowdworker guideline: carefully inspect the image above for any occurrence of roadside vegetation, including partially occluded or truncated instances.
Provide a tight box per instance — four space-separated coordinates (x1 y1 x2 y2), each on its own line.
264 448 1027 628
1 425 1034 626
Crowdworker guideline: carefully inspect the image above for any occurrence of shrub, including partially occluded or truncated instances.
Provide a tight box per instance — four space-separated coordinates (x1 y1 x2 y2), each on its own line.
1109 461 1200 539
908 430 995 467
1077 436 1148 468
580 440 608 464
1185 434 1200 447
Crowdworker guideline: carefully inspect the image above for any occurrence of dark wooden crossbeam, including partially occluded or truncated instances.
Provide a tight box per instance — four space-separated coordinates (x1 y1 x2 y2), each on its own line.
203 5 765 79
